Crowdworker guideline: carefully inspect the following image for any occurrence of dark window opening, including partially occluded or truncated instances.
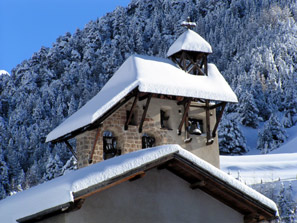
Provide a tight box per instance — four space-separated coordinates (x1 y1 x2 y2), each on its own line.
142 133 155 149
160 110 172 130
103 131 121 160
188 118 203 135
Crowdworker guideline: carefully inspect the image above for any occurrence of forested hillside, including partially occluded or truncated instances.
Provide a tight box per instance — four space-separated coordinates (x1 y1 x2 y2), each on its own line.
0 0 297 204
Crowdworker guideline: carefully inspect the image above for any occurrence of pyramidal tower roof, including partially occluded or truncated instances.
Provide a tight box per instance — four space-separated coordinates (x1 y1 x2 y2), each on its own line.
167 29 212 57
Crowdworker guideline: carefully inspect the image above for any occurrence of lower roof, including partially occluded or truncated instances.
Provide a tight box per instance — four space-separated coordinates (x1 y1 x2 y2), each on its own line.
46 55 237 142
0 145 277 223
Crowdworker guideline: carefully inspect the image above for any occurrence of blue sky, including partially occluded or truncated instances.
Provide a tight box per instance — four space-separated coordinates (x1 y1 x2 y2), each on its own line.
0 0 131 73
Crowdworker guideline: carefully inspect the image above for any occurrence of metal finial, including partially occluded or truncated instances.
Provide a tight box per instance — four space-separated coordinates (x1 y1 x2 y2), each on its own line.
181 17 196 29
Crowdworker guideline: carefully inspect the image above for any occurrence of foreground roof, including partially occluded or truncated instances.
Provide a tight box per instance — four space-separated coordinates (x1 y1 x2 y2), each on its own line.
0 145 278 223
46 55 237 142
167 29 212 57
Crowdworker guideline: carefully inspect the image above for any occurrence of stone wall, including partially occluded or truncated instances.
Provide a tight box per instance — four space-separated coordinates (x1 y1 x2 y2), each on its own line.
76 98 219 168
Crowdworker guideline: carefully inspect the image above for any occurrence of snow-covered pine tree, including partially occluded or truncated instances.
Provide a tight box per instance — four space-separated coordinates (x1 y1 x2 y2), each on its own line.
237 90 260 128
277 183 297 223
218 114 247 155
257 113 287 153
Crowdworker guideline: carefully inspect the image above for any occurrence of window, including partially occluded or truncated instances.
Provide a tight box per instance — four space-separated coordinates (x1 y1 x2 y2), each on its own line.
188 118 203 135
142 133 155 149
160 110 172 130
103 131 121 160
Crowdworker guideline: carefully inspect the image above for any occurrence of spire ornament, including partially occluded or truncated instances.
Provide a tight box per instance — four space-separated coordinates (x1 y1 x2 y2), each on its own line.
181 17 196 29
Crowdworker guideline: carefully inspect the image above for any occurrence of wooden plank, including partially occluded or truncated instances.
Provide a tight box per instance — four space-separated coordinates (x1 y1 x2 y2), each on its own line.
89 127 101 164
64 140 78 160
139 94 152 133
125 94 139 130
212 102 227 137
205 100 212 145
177 99 191 135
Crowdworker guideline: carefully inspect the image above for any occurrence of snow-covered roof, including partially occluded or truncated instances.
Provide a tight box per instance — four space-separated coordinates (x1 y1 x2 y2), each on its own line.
46 55 237 142
0 145 278 223
167 29 212 57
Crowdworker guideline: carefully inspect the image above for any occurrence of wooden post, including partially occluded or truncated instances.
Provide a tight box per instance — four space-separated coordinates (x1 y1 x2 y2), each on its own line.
177 99 191 135
139 94 152 133
205 100 213 145
64 140 78 160
212 102 227 137
204 55 208 76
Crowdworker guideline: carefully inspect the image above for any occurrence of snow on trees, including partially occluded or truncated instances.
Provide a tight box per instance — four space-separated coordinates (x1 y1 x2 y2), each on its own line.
218 114 247 155
257 114 287 153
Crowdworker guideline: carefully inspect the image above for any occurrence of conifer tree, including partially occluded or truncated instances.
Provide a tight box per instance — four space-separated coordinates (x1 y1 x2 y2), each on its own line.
257 113 287 153
219 114 247 155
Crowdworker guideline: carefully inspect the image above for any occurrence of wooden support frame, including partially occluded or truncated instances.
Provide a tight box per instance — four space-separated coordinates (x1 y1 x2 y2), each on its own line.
125 93 139 130
64 140 78 160
177 99 191 135
88 127 101 164
139 94 152 133
212 102 227 138
205 100 213 145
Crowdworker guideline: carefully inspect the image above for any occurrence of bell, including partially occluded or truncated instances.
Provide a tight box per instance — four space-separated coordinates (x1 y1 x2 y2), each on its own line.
188 120 202 135
192 127 202 135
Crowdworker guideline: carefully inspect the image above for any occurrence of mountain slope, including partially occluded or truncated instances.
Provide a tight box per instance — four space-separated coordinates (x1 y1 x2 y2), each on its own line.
0 0 297 200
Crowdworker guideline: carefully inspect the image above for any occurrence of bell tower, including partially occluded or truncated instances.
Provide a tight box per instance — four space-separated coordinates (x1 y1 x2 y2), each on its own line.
167 17 212 76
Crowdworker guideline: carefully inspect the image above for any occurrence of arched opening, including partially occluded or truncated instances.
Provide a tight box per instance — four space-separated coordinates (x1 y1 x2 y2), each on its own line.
142 133 156 149
103 131 121 160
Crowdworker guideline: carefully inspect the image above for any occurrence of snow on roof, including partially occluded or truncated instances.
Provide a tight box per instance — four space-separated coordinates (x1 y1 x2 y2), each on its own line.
0 145 278 223
167 29 212 57
46 55 237 142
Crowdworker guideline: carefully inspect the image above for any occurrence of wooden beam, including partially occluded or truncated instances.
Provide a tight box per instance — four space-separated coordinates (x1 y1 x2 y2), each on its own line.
212 102 227 138
129 172 146 182
177 99 191 135
138 93 150 101
64 140 78 160
89 127 101 164
244 214 260 223
209 102 225 110
205 100 213 145
125 94 139 130
204 55 208 76
139 94 152 133
190 180 206 189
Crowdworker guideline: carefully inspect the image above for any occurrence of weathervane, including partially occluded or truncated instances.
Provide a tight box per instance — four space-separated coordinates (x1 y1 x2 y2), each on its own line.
181 17 196 29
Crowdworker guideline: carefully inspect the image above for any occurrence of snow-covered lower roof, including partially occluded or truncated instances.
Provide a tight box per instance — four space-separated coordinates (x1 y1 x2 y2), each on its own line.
0 145 278 223
46 55 237 142
167 29 212 57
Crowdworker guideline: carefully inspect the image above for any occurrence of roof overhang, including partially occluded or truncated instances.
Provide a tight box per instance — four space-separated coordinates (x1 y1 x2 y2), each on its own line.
46 55 237 143
167 29 213 57
11 146 277 223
